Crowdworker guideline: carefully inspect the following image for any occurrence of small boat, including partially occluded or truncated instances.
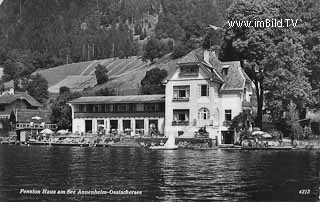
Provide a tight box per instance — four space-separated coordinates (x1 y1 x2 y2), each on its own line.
149 145 178 150
150 134 178 150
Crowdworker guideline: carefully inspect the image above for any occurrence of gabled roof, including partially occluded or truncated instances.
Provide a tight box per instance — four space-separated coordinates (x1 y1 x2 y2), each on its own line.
164 48 253 93
16 109 52 123
0 92 42 107
69 94 165 104
177 49 201 65
165 48 224 84
217 61 245 91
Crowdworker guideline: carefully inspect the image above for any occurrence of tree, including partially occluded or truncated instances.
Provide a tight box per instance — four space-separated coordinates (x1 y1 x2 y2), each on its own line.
171 39 197 59
220 0 315 129
59 86 70 94
94 64 108 85
9 110 16 131
141 68 167 94
50 89 81 130
202 28 224 50
24 73 49 104
143 37 163 62
264 35 313 122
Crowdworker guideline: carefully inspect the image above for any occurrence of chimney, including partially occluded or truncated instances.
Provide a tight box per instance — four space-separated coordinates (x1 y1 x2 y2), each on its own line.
204 49 210 64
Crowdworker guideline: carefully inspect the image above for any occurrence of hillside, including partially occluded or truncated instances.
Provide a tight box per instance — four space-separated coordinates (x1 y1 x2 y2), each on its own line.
34 55 178 94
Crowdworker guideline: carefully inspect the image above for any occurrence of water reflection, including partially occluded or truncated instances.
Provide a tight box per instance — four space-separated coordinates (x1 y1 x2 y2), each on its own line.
0 145 319 202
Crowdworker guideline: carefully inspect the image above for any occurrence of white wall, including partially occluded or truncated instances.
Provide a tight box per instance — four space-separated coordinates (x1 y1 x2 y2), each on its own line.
165 68 222 138
165 66 244 144
73 118 85 134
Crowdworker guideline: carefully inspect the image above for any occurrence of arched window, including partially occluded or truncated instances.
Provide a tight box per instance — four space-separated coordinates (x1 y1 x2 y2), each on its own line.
198 108 210 120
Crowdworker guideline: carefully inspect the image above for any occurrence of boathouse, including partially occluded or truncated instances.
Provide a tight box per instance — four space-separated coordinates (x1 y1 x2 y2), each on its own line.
68 94 165 136
0 90 43 130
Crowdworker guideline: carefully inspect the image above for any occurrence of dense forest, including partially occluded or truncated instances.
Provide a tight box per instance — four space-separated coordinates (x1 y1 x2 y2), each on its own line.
0 0 233 82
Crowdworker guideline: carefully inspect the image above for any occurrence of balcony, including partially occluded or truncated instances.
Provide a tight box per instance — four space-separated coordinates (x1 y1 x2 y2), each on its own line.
0 114 10 119
172 121 189 126
16 123 58 130
172 97 189 102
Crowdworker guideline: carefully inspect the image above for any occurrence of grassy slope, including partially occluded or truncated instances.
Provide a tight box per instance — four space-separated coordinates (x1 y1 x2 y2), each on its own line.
35 54 178 94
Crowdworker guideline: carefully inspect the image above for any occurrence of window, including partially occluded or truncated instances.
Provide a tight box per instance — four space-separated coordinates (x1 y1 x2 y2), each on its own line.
93 105 99 112
108 104 114 112
200 84 209 96
222 66 229 75
225 110 232 121
145 103 156 112
117 104 128 112
98 104 105 113
180 66 199 74
173 86 190 100
0 105 5 111
136 104 144 112
79 104 85 112
173 109 189 125
198 108 210 120
86 104 93 113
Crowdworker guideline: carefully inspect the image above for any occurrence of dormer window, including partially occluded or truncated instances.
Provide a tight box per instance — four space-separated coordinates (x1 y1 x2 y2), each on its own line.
179 65 199 76
222 65 229 76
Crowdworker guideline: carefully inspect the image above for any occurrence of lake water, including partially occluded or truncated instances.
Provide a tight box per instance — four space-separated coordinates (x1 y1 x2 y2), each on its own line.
0 144 319 202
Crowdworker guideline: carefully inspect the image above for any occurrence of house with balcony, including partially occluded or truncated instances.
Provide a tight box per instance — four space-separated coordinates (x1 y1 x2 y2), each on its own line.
163 49 254 144
0 87 57 138
68 95 165 136
0 91 43 129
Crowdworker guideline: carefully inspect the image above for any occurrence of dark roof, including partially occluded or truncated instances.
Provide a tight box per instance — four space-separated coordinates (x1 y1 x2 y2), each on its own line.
177 49 200 65
16 109 52 123
0 92 42 107
69 94 165 104
173 48 224 84
164 48 253 92
218 61 245 91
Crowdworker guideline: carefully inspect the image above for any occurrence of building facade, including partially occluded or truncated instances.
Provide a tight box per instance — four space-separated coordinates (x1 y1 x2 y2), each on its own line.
68 95 165 136
68 49 254 144
163 49 254 144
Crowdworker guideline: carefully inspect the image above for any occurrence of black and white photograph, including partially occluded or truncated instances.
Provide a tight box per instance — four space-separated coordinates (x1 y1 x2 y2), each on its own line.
0 0 319 201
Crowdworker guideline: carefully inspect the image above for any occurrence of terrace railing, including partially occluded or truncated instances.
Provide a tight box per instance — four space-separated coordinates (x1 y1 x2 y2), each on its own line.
16 123 58 130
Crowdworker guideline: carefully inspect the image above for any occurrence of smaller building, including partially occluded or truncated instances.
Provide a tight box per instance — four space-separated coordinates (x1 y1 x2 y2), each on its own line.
15 108 57 142
0 88 57 140
68 94 165 136
15 109 57 131
0 91 43 129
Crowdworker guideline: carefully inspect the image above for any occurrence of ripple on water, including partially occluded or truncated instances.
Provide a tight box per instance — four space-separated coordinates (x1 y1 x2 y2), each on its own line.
0 145 319 202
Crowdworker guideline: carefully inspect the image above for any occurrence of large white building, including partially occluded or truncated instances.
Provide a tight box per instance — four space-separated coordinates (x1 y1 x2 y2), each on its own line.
68 49 254 145
68 95 165 136
163 49 254 144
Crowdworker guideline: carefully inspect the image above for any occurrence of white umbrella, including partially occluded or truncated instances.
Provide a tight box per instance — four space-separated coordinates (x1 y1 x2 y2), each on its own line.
31 116 42 120
252 131 264 136
262 133 273 138
40 128 54 134
57 129 68 134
